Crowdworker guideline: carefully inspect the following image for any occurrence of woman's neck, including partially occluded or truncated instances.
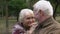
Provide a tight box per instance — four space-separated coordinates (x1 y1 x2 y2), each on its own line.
21 23 30 31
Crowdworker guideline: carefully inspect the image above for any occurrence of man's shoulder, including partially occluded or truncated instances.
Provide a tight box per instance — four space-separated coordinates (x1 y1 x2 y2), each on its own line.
48 21 60 34
47 24 60 34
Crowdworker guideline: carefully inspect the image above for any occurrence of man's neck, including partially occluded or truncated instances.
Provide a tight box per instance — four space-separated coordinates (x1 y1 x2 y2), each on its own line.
39 15 51 23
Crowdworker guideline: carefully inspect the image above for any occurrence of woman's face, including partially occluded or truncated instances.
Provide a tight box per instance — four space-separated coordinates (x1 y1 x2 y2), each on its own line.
23 13 35 27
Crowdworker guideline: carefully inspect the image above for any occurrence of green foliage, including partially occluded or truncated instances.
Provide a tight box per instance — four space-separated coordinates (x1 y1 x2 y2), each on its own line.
48 0 60 14
0 0 60 16
8 0 28 16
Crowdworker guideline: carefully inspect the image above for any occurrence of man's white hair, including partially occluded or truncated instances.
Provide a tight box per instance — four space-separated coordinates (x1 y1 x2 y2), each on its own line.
33 0 53 16
41 0 45 1
19 9 34 23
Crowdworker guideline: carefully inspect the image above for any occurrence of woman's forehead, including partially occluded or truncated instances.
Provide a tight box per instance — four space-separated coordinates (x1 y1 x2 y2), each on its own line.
25 13 34 17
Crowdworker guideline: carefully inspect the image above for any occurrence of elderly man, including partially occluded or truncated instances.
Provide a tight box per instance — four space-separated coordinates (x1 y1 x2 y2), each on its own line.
12 9 37 34
32 0 60 34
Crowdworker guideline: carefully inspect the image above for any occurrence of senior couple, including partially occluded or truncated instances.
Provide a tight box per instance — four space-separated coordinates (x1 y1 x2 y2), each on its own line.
12 0 60 34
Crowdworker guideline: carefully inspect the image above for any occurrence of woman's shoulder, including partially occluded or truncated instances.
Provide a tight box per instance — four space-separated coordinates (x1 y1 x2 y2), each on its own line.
12 24 25 34
13 24 24 30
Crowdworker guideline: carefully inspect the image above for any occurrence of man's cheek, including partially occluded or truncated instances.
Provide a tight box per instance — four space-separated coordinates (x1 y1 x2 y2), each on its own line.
35 15 39 19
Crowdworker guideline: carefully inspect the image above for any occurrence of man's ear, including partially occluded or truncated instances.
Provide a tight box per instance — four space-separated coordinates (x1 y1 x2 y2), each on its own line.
39 10 42 15
39 10 44 16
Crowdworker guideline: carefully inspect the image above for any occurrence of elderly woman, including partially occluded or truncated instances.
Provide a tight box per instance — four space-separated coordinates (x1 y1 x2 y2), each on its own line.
12 9 36 34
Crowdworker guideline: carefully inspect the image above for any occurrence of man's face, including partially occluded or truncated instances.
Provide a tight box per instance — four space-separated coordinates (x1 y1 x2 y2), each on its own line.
23 13 35 27
34 9 48 23
34 9 44 23
33 10 41 20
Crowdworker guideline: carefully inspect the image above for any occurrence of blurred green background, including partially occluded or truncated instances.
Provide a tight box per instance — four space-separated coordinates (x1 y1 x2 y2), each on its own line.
0 0 60 34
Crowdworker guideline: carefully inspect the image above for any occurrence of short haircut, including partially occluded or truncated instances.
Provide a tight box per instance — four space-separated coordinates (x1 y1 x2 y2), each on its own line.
19 9 34 23
33 0 53 16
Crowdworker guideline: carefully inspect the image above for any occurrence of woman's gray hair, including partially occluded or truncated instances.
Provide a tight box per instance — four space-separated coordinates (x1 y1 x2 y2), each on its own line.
18 9 34 23
33 0 53 16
